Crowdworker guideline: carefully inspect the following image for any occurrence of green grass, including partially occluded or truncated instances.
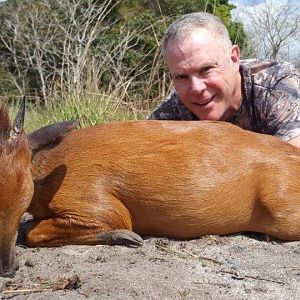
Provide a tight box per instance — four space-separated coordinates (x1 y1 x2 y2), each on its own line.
6 93 155 133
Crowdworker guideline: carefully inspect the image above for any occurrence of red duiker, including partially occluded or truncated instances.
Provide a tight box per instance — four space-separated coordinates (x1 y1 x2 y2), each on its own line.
1 98 300 278
0 98 33 277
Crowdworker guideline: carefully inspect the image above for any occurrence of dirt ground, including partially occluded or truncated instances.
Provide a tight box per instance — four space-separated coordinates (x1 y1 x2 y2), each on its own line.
0 217 299 300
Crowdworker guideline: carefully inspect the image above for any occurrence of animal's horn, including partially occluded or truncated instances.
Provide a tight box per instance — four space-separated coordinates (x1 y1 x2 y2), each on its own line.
10 96 25 140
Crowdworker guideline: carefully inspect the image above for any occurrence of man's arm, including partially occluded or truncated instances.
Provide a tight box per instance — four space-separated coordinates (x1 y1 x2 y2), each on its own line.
288 136 300 148
147 91 197 120
256 61 300 144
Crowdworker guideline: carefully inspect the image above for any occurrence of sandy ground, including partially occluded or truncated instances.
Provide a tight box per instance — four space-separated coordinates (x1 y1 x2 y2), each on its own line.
0 219 299 300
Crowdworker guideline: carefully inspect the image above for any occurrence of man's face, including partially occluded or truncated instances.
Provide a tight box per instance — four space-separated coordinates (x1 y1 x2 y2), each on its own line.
166 29 241 121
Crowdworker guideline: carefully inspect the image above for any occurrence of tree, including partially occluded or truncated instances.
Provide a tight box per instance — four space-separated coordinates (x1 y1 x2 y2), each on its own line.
0 0 119 102
0 0 248 102
233 0 300 61
97 0 248 98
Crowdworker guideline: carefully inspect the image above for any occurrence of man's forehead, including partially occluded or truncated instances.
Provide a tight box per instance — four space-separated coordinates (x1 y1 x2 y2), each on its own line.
170 28 217 46
167 42 222 66
167 32 224 58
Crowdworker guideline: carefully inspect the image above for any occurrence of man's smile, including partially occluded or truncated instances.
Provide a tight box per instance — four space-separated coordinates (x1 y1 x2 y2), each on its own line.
194 95 215 106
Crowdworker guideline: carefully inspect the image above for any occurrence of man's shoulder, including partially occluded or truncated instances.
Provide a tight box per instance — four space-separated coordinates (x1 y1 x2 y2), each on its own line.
147 91 197 120
240 59 299 85
240 59 296 73
239 59 300 140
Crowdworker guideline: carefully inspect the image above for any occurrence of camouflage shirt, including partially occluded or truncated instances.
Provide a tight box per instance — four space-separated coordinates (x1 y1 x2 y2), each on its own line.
148 59 300 141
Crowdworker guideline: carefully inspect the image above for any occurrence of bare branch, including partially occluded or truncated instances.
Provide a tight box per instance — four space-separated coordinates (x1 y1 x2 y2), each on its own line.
234 0 300 61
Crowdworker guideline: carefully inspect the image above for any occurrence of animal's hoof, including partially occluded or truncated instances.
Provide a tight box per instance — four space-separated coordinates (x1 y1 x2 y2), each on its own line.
97 229 143 247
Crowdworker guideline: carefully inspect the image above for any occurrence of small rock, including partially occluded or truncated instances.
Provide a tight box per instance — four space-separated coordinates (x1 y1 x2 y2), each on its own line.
24 259 35 267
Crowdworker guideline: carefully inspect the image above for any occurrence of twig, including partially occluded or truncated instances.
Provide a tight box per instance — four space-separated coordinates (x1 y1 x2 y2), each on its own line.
181 248 223 265
284 266 300 270
2 288 52 295
220 270 286 285
155 244 222 266
193 281 230 288
155 244 186 258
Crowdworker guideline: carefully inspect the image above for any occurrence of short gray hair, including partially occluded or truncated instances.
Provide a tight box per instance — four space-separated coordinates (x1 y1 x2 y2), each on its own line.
161 12 232 60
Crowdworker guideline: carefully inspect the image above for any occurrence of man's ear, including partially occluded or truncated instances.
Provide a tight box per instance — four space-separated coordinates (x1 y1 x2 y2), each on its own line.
231 45 240 70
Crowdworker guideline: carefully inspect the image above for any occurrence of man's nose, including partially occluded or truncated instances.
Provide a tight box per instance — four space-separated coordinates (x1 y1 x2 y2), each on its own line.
190 76 206 94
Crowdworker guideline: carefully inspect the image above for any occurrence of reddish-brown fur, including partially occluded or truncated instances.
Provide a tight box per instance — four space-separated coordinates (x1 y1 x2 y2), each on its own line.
1 107 300 277
0 106 33 278
27 120 300 246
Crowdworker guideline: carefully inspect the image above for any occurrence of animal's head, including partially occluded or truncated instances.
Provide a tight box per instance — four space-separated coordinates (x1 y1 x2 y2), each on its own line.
0 98 34 278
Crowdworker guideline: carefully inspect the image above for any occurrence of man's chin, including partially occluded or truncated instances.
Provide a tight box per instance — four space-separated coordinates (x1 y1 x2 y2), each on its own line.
192 110 222 121
191 103 223 121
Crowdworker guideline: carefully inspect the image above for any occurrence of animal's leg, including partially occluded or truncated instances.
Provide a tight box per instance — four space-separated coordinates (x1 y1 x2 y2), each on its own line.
25 219 143 247
96 229 143 246
26 192 143 247
251 196 300 241
260 216 300 241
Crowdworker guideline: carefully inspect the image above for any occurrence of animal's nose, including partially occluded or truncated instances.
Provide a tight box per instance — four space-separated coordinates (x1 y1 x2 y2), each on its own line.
2 270 16 278
1 269 17 278
0 260 19 278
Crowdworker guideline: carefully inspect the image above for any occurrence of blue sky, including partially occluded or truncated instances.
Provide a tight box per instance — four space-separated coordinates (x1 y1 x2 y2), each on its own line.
0 0 296 6
230 0 300 63
230 0 299 5
230 0 265 4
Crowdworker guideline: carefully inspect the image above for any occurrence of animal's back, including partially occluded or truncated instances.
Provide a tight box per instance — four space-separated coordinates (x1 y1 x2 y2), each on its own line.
30 121 300 239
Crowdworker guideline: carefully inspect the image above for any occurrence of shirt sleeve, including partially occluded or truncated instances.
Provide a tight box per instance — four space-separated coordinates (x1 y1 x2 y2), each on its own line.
264 73 300 141
147 90 197 120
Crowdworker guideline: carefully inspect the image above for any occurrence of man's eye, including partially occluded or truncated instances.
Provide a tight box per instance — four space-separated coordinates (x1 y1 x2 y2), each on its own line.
202 66 213 73
175 75 187 80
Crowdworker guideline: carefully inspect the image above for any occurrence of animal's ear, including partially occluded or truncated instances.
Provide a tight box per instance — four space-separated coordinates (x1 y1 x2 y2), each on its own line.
9 96 25 142
27 119 79 153
0 108 10 140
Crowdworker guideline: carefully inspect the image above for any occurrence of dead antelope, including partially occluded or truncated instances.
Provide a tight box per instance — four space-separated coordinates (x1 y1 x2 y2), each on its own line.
1 99 300 278
0 99 33 278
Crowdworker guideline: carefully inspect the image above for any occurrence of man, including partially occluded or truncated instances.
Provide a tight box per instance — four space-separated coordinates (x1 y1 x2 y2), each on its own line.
148 12 300 147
